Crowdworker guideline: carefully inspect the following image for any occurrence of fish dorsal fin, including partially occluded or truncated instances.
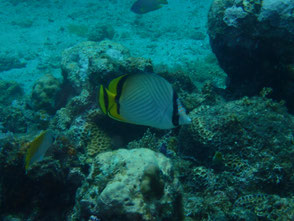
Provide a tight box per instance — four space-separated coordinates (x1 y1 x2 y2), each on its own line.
25 130 47 170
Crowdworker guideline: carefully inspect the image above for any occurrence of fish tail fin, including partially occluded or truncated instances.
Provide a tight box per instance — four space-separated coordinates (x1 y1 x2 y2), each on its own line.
25 150 31 172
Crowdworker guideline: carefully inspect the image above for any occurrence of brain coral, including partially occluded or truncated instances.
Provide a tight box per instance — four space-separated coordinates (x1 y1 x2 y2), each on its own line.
84 121 112 157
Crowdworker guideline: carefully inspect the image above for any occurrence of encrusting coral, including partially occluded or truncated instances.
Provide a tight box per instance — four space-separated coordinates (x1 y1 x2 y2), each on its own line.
83 121 112 157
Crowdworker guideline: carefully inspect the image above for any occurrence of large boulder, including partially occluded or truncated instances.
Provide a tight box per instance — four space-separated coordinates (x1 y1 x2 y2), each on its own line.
208 0 294 110
70 148 182 221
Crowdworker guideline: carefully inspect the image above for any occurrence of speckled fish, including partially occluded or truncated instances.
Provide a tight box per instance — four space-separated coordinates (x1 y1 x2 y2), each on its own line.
131 0 168 14
25 130 54 172
99 73 191 129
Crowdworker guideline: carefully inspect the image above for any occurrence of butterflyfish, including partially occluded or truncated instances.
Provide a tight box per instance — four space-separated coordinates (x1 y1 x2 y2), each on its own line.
25 130 54 172
131 0 168 14
98 73 191 129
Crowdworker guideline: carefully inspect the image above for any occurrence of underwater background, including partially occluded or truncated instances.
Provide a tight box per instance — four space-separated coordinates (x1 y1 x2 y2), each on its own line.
1 0 294 220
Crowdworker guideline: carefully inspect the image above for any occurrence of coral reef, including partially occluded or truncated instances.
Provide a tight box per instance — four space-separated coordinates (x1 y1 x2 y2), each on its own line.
0 132 86 221
70 148 182 221
2 36 294 221
233 194 294 220
0 107 28 133
29 74 62 114
182 190 232 220
61 40 153 95
0 80 22 106
0 97 41 134
175 94 294 219
51 107 73 131
180 95 293 162
48 40 159 160
208 0 294 111
83 120 112 157
49 40 153 153
127 128 179 159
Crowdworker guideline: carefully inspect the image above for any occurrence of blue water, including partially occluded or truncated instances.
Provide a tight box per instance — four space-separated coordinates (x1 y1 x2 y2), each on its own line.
0 0 214 94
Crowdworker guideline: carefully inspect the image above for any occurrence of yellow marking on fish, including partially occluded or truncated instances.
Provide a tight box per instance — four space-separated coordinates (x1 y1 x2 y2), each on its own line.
25 131 47 171
99 85 107 114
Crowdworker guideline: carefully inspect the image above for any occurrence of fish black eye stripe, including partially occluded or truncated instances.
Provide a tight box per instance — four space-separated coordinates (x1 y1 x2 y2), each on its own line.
115 75 129 114
103 86 109 112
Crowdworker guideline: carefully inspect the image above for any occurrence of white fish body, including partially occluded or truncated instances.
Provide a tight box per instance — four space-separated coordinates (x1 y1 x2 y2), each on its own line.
99 73 191 129
25 130 54 171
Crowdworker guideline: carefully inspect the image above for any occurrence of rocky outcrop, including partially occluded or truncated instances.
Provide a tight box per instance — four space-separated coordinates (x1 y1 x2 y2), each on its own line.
70 148 182 221
208 0 294 110
30 74 62 114
61 40 153 95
